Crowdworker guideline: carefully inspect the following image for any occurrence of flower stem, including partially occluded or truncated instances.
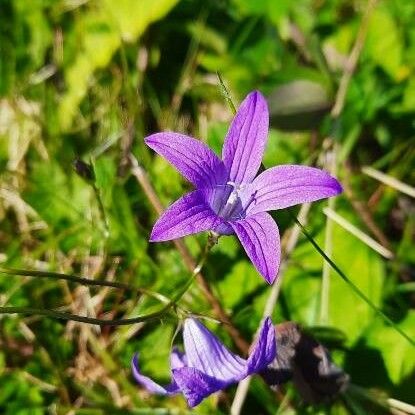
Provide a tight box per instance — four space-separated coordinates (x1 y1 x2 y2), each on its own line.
0 304 171 326
0 237 217 326
0 246 210 326
0 267 139 291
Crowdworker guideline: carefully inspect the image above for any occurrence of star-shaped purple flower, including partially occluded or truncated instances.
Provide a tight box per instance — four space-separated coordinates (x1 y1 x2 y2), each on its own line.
132 316 276 407
146 91 342 283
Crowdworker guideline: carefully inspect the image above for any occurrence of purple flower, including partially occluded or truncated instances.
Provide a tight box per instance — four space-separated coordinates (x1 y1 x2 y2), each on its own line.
132 316 276 407
146 91 342 283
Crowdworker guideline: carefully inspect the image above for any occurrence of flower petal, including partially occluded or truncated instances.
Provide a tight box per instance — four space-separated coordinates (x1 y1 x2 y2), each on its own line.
150 190 221 242
247 165 342 215
222 91 269 184
182 318 245 382
246 317 277 374
132 354 180 395
145 132 227 187
174 317 277 407
172 367 227 407
171 347 187 370
230 213 280 284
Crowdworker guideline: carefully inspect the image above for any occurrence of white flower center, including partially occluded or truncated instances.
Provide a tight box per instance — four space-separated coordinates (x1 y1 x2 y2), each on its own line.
206 182 256 221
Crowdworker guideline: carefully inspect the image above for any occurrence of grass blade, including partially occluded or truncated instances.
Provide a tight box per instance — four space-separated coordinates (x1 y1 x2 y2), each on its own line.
323 207 394 259
362 166 415 198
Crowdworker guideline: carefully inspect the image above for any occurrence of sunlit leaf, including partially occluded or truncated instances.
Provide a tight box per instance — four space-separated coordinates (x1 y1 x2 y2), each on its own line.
59 0 179 130
365 8 403 79
282 211 385 345
365 311 415 384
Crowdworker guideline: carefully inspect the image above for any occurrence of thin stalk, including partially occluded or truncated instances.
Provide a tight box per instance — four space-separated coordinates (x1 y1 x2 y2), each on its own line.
0 267 140 291
0 276 185 327
0 267 174 305
293 215 415 347
388 399 415 415
170 12 206 121
0 305 170 326
319 147 336 324
330 0 378 117
323 207 393 259
0 238 212 326
0 266 170 303
362 166 415 199
342 162 391 249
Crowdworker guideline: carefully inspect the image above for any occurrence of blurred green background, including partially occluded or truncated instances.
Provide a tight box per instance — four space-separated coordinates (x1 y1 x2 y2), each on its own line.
0 0 414 413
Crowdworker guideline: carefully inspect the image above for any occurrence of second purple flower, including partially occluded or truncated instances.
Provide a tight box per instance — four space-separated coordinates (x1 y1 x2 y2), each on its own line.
132 316 276 407
145 91 342 283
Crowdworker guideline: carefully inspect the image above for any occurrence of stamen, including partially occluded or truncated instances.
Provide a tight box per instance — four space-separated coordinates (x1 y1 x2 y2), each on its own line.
243 190 258 213
217 187 239 218
207 182 251 221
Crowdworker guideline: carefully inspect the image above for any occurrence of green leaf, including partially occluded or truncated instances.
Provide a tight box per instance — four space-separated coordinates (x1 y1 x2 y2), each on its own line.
102 0 179 43
59 0 179 130
110 184 147 259
282 211 385 344
231 0 292 29
365 8 403 79
365 311 415 384
138 324 174 379
24 160 91 228
216 261 263 309
401 77 415 112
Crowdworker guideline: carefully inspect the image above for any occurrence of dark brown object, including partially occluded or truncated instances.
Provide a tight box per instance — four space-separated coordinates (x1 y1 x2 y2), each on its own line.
261 322 350 404
73 158 95 183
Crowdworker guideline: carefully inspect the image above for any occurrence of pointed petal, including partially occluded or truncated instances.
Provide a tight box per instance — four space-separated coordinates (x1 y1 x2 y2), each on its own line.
246 317 277 374
182 318 245 382
170 347 187 370
172 367 227 407
222 91 269 184
247 165 342 215
174 317 277 407
150 190 221 242
131 354 180 395
230 213 280 284
145 132 227 187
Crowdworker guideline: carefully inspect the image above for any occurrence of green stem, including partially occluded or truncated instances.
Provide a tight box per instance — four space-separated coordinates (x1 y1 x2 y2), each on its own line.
0 236 213 326
0 305 170 326
0 266 172 305
0 267 137 291
320 146 337 324
293 215 415 347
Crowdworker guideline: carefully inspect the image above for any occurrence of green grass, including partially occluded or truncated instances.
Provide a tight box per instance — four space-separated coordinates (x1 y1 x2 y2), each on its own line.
0 0 415 414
